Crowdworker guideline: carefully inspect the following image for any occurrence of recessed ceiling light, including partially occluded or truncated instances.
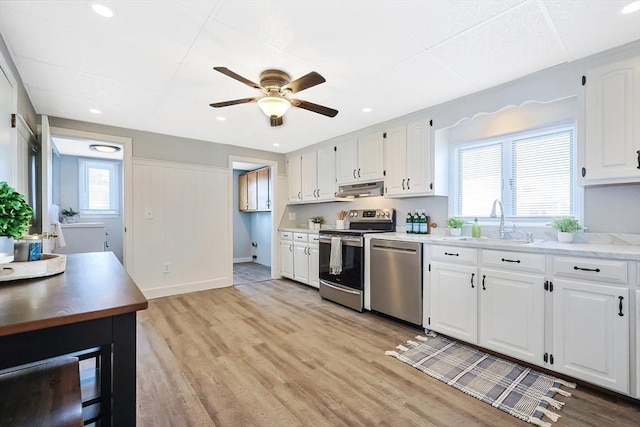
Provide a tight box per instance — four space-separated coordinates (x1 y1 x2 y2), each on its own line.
92 3 115 18
90 144 121 153
89 108 102 114
273 143 280 147
620 1 640 14
216 116 226 121
362 107 372 113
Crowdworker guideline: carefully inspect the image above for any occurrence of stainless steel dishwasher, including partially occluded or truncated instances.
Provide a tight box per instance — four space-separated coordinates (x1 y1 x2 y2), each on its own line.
370 239 422 325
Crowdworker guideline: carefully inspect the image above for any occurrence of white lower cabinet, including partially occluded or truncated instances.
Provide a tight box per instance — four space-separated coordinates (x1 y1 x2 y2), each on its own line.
279 232 294 279
282 231 319 287
552 278 629 394
294 241 309 283
479 268 544 365
308 234 320 288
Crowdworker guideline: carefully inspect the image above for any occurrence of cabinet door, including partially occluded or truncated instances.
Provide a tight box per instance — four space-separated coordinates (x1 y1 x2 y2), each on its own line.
256 168 270 211
316 146 336 200
584 56 640 184
383 126 406 196
293 242 309 284
552 279 629 393
246 170 257 210
358 132 384 182
280 241 294 279
335 139 358 185
238 173 248 211
430 262 478 344
301 151 318 201
479 268 544 365
287 157 302 202
308 244 319 288
405 119 432 195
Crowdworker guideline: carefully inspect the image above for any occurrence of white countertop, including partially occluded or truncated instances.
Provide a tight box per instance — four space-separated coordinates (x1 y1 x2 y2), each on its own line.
365 232 640 261
279 227 321 233
60 222 105 228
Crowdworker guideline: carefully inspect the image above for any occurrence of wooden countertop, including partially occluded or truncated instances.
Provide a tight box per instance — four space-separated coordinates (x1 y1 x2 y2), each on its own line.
0 252 148 337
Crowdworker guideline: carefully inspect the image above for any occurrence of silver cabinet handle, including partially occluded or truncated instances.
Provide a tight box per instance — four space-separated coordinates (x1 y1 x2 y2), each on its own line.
353 169 356 179
407 178 410 189
402 178 405 190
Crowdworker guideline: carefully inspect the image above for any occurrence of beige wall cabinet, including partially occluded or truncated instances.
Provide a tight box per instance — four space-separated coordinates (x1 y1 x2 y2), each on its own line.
582 56 640 185
239 167 271 211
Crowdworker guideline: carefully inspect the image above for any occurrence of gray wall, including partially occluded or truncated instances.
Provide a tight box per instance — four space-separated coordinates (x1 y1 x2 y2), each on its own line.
59 155 124 262
232 169 252 261
250 211 272 267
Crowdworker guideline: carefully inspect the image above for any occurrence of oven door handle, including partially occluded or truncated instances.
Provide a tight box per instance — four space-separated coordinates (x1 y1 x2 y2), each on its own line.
320 280 361 295
319 236 362 246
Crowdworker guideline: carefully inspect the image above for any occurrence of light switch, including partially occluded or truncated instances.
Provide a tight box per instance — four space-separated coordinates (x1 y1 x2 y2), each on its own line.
145 208 154 219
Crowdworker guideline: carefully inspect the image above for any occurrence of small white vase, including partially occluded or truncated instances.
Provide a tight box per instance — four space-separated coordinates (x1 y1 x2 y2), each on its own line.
0 236 15 264
557 231 574 243
449 228 462 236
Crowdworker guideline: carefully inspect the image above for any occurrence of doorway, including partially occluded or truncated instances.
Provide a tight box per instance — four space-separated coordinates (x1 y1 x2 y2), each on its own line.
229 157 278 285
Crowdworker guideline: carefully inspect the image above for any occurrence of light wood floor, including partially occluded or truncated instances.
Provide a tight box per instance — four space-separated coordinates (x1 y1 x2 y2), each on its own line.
233 262 272 285
136 278 640 426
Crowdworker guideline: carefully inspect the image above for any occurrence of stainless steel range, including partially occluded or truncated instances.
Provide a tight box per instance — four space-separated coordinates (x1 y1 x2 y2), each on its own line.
318 208 395 312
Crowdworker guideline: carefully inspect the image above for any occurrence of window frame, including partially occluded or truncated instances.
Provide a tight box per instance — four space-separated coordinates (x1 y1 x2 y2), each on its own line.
449 122 583 227
78 158 121 218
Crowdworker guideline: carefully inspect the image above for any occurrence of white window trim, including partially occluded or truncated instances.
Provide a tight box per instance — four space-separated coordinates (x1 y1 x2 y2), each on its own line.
449 123 584 228
78 158 121 216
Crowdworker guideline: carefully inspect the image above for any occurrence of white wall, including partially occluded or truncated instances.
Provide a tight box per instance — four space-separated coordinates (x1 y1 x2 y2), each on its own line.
130 159 231 299
250 211 272 267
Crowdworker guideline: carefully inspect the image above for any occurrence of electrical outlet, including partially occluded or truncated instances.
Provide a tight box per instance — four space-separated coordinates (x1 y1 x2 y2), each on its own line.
289 212 296 221
145 208 154 220
162 262 171 273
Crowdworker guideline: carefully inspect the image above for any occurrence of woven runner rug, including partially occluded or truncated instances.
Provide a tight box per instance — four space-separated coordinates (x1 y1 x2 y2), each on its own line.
385 333 576 427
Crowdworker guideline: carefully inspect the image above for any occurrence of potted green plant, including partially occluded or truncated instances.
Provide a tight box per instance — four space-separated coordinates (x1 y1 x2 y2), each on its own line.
61 207 79 224
551 217 582 243
0 182 34 263
311 216 324 230
446 217 465 236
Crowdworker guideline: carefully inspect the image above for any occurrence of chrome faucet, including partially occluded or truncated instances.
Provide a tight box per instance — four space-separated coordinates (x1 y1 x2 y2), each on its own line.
490 199 515 239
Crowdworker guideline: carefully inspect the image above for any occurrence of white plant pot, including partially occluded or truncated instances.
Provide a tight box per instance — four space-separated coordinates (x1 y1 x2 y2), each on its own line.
557 231 574 243
449 228 462 236
313 223 321 230
0 236 15 264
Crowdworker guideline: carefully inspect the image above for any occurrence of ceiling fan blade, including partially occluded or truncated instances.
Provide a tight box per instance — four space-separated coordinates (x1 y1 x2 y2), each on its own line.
290 99 338 117
282 72 326 94
213 67 262 90
209 97 259 108
270 116 284 127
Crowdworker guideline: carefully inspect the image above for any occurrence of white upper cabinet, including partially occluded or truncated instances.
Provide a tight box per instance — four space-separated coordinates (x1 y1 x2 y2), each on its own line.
336 133 384 185
384 119 432 197
288 145 336 203
583 56 640 185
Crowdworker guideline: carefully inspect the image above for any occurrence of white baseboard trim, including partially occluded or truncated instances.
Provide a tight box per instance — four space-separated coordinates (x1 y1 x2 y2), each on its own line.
141 277 231 299
233 257 253 263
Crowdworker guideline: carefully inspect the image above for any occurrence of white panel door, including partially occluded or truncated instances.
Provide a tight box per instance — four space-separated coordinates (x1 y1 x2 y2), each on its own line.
287 156 302 202
293 242 309 284
357 132 384 182
40 115 53 252
301 151 318 201
429 262 478 344
316 146 336 200
406 119 432 195
584 56 640 184
479 268 544 365
383 125 406 196
335 139 358 185
308 243 319 288
553 279 629 393
280 241 294 279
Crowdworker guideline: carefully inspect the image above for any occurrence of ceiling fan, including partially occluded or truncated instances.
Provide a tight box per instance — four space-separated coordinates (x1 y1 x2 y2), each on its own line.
209 67 338 127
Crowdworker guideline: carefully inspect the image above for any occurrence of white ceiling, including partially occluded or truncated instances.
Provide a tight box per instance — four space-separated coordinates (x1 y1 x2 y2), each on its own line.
1 1 639 154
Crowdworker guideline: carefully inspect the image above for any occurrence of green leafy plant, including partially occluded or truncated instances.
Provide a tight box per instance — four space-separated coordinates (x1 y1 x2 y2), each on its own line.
61 207 79 217
446 216 465 229
311 216 324 224
551 217 582 233
0 181 33 239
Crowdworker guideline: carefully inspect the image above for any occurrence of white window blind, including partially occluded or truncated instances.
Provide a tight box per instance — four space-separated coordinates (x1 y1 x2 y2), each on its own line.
453 126 575 219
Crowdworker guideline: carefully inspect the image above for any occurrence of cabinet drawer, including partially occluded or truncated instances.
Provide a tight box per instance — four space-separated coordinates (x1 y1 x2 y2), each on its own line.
280 231 293 241
308 234 320 246
293 233 309 242
430 245 477 265
482 250 545 273
552 256 628 285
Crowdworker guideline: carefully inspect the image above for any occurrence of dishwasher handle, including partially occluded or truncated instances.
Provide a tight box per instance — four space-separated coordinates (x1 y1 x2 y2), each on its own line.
371 244 418 254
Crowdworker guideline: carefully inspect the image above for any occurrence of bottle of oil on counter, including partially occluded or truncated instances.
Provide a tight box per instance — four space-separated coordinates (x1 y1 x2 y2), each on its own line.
406 210 413 233
419 210 429 234
412 210 420 234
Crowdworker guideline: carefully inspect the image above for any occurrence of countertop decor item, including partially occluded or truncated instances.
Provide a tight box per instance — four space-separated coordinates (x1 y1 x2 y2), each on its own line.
0 181 34 264
0 253 66 282
446 217 465 236
386 333 575 427
311 216 324 230
551 217 582 243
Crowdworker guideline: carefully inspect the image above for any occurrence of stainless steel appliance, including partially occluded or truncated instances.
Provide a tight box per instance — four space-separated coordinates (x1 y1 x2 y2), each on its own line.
370 239 423 325
319 209 395 312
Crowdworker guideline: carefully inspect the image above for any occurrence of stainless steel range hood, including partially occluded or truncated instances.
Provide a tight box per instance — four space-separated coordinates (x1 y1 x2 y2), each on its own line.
336 181 384 198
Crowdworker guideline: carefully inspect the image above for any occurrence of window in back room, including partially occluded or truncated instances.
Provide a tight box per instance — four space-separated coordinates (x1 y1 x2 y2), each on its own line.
78 158 121 216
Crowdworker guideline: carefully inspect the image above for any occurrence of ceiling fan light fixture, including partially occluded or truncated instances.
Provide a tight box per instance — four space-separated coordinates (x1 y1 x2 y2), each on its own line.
257 96 291 118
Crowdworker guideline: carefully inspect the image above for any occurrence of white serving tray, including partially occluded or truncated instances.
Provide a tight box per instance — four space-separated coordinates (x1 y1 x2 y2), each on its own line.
0 254 67 282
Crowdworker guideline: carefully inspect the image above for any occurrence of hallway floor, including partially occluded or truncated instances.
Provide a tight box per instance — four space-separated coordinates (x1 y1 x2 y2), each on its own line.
233 262 271 285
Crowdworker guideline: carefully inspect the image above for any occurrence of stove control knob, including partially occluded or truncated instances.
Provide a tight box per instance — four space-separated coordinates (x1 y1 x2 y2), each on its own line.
376 212 381 217
385 212 391 218
351 211 357 217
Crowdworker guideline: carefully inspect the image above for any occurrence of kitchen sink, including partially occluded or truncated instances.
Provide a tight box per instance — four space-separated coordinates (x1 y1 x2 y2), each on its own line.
434 236 545 246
